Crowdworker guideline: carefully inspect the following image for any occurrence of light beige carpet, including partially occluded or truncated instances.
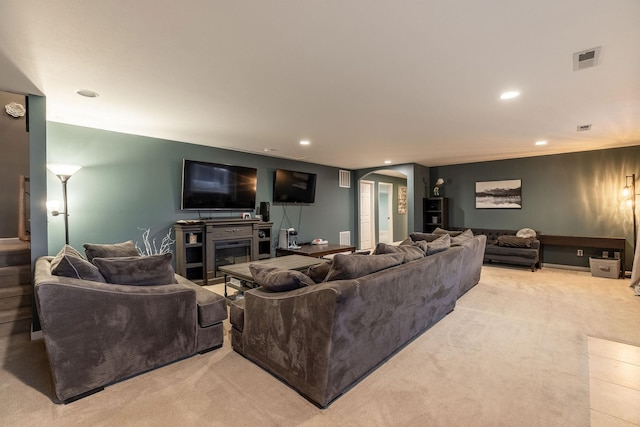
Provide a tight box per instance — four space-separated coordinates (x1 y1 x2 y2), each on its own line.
1 266 639 426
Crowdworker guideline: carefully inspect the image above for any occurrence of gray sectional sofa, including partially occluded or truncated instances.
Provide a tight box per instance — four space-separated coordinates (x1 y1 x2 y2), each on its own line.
34 249 227 403
230 234 486 407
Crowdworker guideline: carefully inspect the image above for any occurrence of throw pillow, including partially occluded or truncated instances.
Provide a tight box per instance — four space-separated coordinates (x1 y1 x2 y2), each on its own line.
451 229 474 245
516 228 537 239
373 242 424 262
50 245 107 282
432 227 463 237
249 264 315 291
84 240 139 263
427 234 451 255
409 232 441 243
306 262 332 283
93 253 177 286
497 235 534 248
324 253 404 281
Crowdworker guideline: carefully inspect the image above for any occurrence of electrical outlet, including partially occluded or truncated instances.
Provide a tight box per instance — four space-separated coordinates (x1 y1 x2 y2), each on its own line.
577 249 584 256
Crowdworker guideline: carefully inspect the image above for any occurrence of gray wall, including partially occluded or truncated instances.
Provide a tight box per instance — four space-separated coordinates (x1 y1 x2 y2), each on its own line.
46 122 355 254
431 146 640 269
0 91 29 237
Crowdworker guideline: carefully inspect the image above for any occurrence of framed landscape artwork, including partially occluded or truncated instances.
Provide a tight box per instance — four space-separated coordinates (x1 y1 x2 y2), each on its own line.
475 179 522 209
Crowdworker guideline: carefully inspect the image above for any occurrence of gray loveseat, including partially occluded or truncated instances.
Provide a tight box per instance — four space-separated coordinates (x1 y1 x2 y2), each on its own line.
449 227 541 271
229 235 486 407
34 255 227 403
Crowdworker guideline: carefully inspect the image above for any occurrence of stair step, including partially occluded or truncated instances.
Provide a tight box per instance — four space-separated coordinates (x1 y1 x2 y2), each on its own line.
0 287 32 310
0 239 31 268
0 318 31 338
0 265 31 288
0 306 32 325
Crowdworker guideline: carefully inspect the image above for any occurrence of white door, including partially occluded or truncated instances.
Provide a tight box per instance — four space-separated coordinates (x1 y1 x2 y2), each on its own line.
378 182 393 243
359 180 375 251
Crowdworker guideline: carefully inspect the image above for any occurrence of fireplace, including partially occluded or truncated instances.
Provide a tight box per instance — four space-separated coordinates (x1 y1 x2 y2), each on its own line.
211 239 252 280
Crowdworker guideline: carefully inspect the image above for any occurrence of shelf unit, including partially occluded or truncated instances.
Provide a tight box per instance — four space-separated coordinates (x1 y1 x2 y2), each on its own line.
423 197 449 233
255 223 273 260
174 224 206 284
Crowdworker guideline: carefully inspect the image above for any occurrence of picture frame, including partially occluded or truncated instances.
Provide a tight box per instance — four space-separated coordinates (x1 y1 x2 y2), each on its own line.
475 179 522 209
398 186 407 214
242 213 252 219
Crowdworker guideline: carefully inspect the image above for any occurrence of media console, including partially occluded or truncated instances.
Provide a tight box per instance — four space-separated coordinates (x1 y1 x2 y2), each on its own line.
175 219 273 285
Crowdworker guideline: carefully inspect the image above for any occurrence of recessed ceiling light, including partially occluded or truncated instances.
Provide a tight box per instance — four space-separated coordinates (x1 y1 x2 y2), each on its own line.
76 89 99 98
384 160 392 164
535 140 548 146
299 140 310 146
500 91 520 100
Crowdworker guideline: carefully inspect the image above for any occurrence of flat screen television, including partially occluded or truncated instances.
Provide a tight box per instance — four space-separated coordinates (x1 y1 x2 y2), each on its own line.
273 168 317 204
181 159 257 211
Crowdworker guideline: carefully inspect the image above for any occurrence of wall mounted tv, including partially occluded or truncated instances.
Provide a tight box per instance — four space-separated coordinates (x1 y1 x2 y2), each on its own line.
181 159 257 211
273 168 317 204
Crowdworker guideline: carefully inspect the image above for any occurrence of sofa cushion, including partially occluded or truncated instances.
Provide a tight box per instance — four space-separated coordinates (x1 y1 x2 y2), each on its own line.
373 242 425 262
497 235 535 248
93 253 177 285
325 253 404 281
84 240 139 262
516 228 537 238
50 245 107 282
451 229 474 245
249 264 315 292
306 262 332 283
427 234 451 255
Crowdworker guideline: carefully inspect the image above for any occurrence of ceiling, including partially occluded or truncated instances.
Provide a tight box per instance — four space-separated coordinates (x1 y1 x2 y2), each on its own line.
1 1 639 170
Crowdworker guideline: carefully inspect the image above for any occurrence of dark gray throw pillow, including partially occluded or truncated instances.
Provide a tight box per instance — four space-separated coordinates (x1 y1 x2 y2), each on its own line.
427 234 451 255
432 227 463 237
83 240 139 263
93 253 176 286
306 262 332 283
50 244 106 282
249 264 315 291
451 229 474 245
325 253 404 281
409 232 442 243
373 243 425 262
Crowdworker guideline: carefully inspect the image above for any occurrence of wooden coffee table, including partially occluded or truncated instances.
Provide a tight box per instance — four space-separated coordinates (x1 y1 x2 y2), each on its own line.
218 255 328 300
276 243 356 258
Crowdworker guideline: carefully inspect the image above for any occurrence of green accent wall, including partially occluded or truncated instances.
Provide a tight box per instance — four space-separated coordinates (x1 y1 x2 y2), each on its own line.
46 123 355 254
431 146 640 270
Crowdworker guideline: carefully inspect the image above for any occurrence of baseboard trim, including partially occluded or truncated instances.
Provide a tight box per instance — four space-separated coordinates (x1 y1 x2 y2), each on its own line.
541 263 590 272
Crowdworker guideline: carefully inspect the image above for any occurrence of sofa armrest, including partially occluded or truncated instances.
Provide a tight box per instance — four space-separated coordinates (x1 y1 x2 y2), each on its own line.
177 277 227 327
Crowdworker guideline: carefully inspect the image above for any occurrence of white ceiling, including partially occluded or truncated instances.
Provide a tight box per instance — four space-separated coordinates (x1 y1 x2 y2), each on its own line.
1 1 639 170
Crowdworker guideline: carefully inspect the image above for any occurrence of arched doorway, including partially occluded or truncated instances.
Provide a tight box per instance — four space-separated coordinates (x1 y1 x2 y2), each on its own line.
358 169 408 251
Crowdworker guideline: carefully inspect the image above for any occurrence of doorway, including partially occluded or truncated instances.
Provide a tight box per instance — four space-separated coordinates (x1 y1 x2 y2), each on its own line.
359 180 375 251
378 182 393 243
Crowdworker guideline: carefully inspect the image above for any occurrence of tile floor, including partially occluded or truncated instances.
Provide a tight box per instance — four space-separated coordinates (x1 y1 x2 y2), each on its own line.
589 336 640 426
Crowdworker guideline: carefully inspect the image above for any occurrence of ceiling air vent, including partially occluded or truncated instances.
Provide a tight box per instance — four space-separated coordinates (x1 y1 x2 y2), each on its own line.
577 124 592 132
339 170 351 188
573 46 601 71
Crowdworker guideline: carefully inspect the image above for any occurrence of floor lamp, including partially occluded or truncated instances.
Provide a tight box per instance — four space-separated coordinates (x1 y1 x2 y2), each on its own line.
47 163 82 245
623 174 638 278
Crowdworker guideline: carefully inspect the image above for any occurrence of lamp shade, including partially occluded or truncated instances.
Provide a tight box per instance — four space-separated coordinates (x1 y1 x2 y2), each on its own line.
47 163 81 177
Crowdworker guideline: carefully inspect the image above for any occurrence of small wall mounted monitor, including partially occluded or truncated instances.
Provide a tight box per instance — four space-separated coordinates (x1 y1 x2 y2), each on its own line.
273 168 317 204
181 159 257 210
